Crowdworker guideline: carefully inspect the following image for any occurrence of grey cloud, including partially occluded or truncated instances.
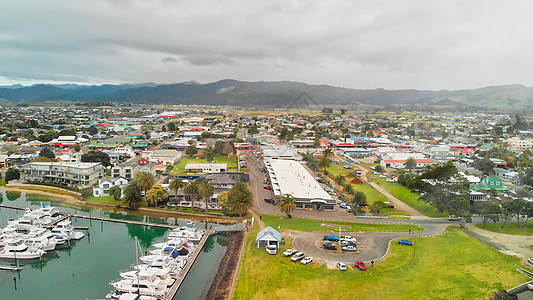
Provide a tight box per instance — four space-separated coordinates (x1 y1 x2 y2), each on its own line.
162 57 178 63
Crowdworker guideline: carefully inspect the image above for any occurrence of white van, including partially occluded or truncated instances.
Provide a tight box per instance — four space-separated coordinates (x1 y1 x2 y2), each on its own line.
266 245 277 255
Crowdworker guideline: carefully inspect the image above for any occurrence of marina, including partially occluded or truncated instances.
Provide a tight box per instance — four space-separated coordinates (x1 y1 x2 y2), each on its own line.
0 191 238 299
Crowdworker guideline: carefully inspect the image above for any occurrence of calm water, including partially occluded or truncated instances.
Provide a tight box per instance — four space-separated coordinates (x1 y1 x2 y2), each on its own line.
0 191 228 300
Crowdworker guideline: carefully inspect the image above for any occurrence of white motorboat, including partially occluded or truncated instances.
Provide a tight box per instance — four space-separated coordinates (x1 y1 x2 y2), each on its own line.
51 221 84 240
7 218 41 231
105 291 158 300
152 237 187 249
110 277 170 297
166 226 203 243
0 238 45 259
120 267 175 287
0 227 56 251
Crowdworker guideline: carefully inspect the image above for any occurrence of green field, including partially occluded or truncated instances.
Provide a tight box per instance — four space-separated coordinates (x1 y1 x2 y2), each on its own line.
86 196 121 204
171 155 238 174
259 214 423 233
233 227 526 299
476 222 533 236
367 173 447 218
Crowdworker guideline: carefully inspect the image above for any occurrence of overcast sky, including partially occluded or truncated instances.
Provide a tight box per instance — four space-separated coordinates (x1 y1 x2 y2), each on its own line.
1 0 532 90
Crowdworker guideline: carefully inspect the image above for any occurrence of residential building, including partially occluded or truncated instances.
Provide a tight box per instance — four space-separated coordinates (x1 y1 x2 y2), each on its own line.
92 177 129 197
185 163 227 173
23 162 104 188
256 226 282 249
111 162 157 180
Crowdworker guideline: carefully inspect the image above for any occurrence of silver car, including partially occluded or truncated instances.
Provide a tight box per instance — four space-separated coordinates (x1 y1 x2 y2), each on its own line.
337 262 347 271
291 252 305 262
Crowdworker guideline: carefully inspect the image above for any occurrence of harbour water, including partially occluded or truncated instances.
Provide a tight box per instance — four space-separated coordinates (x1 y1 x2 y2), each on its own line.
0 191 229 299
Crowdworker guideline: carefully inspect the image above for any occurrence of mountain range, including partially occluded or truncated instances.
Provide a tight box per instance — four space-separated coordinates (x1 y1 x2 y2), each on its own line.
1 80 532 109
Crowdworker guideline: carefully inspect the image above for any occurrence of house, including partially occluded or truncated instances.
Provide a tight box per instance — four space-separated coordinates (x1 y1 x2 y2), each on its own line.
111 162 157 180
256 226 282 249
92 177 129 197
141 149 182 165
185 163 227 174
470 177 509 193
380 158 434 169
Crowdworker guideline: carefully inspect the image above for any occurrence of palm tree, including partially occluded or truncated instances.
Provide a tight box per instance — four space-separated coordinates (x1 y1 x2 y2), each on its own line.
184 181 200 209
344 183 354 195
135 171 154 193
335 174 345 185
199 180 215 213
280 194 296 217
123 181 143 208
318 157 330 171
229 181 253 216
322 148 333 158
169 178 186 205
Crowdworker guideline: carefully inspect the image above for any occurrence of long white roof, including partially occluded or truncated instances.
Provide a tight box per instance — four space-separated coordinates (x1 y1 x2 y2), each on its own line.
267 159 332 201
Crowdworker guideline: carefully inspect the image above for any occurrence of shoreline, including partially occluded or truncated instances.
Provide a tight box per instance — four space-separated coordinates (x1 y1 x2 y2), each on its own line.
0 186 242 224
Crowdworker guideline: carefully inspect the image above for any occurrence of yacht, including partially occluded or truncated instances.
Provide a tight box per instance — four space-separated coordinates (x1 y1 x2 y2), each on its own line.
0 238 45 259
106 291 158 300
110 277 170 297
166 225 203 243
119 267 175 287
51 221 85 240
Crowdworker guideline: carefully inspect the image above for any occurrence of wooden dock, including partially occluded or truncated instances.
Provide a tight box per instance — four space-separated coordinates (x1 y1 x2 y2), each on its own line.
163 229 211 300
71 214 178 229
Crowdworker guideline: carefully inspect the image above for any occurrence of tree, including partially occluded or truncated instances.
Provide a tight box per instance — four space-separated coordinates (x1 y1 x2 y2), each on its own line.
522 167 533 187
474 202 501 228
81 151 111 167
228 181 253 216
374 165 384 173
123 181 143 208
420 180 470 213
473 157 495 176
186 145 198 157
280 194 296 217
343 183 354 195
109 185 122 200
167 122 176 132
169 178 186 204
39 147 56 160
39 130 59 143
503 198 531 227
318 157 330 171
58 128 76 136
134 171 154 193
184 181 200 209
335 174 345 185
352 191 367 206
370 201 386 214
203 148 215 162
27 119 39 128
217 191 231 210
5 167 20 183
214 141 225 155
145 185 169 207
405 157 417 172
199 180 215 213
165 163 174 173
322 148 333 158
447 197 472 228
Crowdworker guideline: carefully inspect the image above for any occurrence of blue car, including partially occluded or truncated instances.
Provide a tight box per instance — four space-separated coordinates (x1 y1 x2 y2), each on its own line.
323 234 339 242
398 239 413 246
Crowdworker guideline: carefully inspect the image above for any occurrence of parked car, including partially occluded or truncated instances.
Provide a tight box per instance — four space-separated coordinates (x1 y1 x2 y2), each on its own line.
337 262 347 271
448 215 460 221
266 245 277 255
345 207 352 213
340 202 347 209
343 165 353 169
323 241 337 250
264 198 275 204
283 249 298 257
528 258 533 265
342 245 357 252
355 260 367 271
341 236 357 243
291 252 305 262
301 257 314 265
384 202 394 208
323 234 339 241
263 185 272 190
398 239 413 246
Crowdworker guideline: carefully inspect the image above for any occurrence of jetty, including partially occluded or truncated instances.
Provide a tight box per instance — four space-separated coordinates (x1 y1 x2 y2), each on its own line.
163 229 211 300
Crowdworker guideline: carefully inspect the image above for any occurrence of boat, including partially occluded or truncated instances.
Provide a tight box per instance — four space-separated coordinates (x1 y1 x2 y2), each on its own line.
120 267 175 287
51 221 85 240
0 238 45 259
166 226 203 243
6 217 41 231
105 291 158 300
0 227 56 251
110 278 170 297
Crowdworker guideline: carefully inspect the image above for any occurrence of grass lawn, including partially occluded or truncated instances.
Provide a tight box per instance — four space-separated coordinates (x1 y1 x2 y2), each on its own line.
86 195 121 204
233 227 526 299
171 155 238 174
476 222 533 236
327 164 389 205
368 174 447 218
259 214 423 233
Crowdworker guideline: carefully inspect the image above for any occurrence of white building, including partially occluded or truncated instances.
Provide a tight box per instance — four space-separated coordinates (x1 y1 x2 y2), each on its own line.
23 162 104 188
184 163 227 173
266 159 335 210
92 177 129 197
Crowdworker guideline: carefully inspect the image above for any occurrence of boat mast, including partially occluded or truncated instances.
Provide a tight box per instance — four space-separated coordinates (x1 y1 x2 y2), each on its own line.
135 236 140 295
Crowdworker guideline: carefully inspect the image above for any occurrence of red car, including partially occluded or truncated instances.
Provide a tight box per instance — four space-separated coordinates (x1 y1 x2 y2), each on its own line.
355 260 367 271
264 185 272 190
